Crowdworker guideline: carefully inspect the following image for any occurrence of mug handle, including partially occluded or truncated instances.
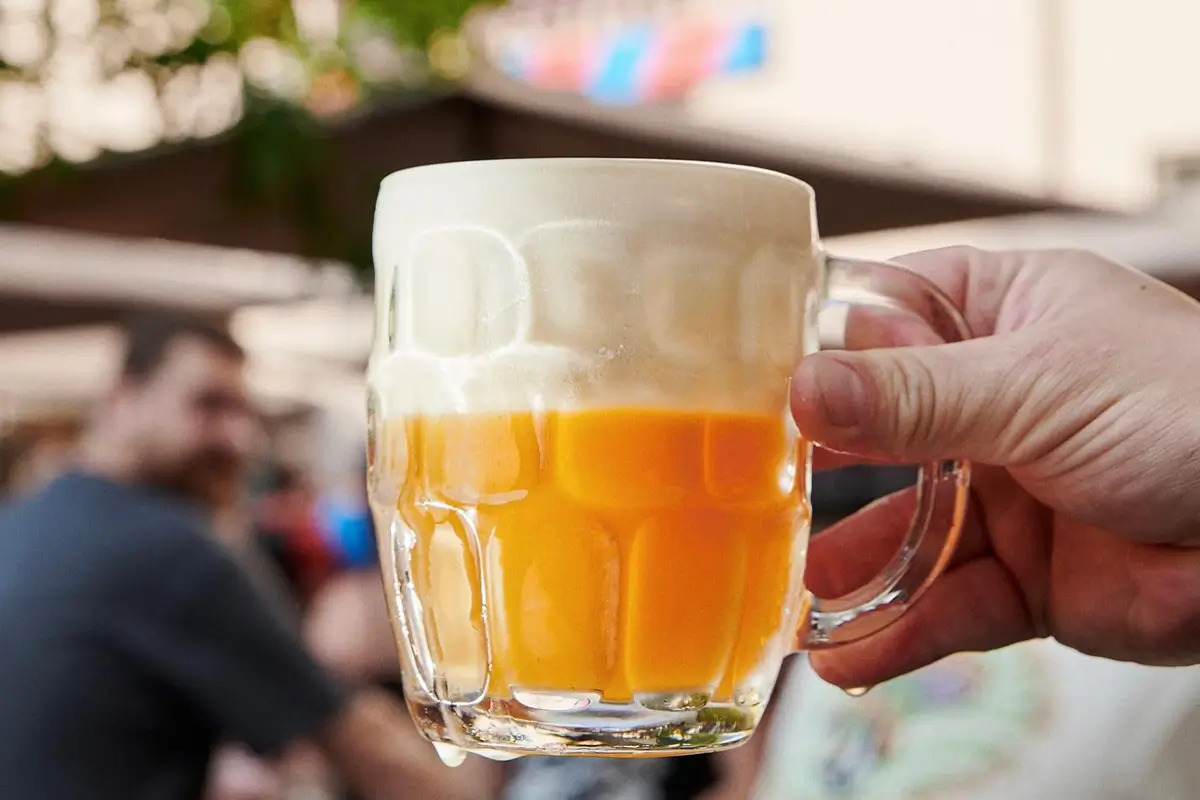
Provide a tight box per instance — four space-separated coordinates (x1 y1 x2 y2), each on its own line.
798 255 972 649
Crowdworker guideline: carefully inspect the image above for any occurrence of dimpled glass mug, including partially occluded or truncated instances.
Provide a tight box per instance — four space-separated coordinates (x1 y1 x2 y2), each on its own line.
366 159 970 761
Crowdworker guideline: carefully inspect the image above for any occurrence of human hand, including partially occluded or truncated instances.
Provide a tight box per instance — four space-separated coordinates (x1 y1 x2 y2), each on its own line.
791 247 1200 689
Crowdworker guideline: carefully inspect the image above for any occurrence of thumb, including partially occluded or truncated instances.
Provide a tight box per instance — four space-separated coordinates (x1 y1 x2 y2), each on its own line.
791 337 1043 465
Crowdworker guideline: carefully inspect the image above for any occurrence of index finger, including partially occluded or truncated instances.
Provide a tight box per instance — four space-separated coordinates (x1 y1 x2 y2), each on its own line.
887 246 1028 337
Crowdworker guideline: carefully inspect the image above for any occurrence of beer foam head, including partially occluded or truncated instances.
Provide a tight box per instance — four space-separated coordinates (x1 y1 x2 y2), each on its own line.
370 159 821 415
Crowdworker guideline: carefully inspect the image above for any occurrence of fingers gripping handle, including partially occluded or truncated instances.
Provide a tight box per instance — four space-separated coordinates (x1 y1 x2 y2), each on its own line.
798 256 972 649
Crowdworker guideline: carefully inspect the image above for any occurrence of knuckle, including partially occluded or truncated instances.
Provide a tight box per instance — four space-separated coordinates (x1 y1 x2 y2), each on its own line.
882 353 942 454
949 244 993 266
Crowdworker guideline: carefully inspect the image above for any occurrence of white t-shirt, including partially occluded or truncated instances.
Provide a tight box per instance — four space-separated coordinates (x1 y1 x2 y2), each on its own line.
755 642 1200 800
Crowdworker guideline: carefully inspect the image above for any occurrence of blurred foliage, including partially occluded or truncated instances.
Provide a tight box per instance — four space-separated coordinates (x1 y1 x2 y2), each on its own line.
358 0 489 50
0 0 506 278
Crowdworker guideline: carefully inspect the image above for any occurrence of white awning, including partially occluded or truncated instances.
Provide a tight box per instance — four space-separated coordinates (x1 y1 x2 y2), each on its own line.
229 297 374 366
0 223 360 311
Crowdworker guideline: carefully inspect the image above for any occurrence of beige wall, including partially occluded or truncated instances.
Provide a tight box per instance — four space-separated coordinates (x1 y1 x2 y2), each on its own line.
688 0 1200 210
1063 0 1200 206
691 0 1045 193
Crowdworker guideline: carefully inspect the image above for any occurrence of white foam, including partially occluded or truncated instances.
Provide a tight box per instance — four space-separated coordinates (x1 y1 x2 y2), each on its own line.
369 160 823 416
369 344 598 416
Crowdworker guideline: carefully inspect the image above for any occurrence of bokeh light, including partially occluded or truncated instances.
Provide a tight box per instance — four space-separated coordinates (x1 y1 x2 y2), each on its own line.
0 0 437 176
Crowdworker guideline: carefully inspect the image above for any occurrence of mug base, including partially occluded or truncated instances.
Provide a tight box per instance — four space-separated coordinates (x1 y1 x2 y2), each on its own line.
406 692 763 759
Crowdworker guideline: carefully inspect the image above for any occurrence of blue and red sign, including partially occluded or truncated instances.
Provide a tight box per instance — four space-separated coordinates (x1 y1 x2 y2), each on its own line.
487 13 767 105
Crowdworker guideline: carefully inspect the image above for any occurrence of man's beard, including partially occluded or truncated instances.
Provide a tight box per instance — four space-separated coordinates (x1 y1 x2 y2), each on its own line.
152 456 243 509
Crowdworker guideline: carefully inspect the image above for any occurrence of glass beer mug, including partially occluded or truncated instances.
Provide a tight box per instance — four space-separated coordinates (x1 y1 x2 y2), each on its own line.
367 159 970 760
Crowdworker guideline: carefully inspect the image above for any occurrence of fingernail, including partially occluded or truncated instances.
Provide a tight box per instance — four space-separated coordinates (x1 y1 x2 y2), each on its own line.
801 356 869 432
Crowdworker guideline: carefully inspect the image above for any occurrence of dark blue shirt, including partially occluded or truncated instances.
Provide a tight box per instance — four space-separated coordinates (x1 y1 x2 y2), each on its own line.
0 472 347 800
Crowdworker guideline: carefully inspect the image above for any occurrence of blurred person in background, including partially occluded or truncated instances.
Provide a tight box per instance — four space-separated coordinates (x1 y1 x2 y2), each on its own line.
0 311 495 800
206 481 338 800
254 464 338 609
303 457 398 686
233 452 505 800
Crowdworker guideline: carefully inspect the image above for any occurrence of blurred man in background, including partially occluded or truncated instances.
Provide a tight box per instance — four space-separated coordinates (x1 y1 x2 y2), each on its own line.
0 311 496 800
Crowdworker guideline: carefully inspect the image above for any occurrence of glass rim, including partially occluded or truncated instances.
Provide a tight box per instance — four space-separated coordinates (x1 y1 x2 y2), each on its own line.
378 157 816 198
